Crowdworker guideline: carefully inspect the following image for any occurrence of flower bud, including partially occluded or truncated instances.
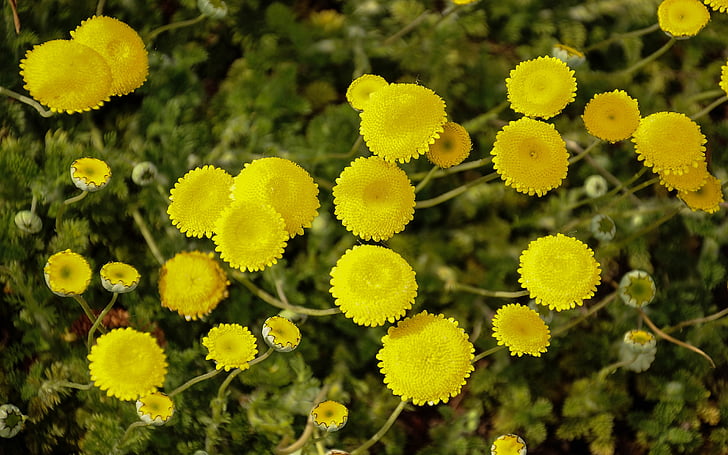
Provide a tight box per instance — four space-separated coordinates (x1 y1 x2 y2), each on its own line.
197 0 228 19
620 330 657 372
14 210 42 234
136 392 174 426
618 270 656 308
131 161 158 186
0 404 27 438
311 400 348 432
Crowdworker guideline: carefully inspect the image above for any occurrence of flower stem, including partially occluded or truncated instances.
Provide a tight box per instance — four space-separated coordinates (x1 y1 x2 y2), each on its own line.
168 369 222 398
414 165 439 193
131 208 166 266
234 272 341 316
584 23 660 52
96 0 106 15
415 172 499 209
639 309 715 368
111 421 147 454
55 191 88 232
275 385 330 455
663 307 728 334
620 38 676 75
690 95 728 121
71 295 100 331
350 400 407 455
86 293 118 350
552 292 617 337
449 282 529 299
0 85 54 117
472 345 505 363
146 14 206 44
567 138 602 166
57 381 93 390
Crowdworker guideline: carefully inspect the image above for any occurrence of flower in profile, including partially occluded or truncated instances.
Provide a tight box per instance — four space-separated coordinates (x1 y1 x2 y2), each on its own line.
168 165 233 239
518 234 601 311
202 323 258 371
136 392 174 425
14 210 42 234
618 270 656 308
333 156 415 241
88 328 168 401
632 112 706 175
359 83 447 163
158 251 230 320
678 174 724 213
212 201 288 271
702 0 728 13
491 434 527 455
198 0 228 19
506 56 577 119
330 245 417 326
346 74 389 110
657 157 708 192
619 330 657 372
100 262 140 293
230 157 319 238
44 250 92 297
377 311 474 405
311 401 348 432
490 117 569 197
425 121 472 168
0 404 27 439
71 16 148 96
262 316 301 352
582 90 641 143
658 0 710 38
70 157 112 192
721 61 728 97
590 214 616 242
491 304 550 357
552 43 585 67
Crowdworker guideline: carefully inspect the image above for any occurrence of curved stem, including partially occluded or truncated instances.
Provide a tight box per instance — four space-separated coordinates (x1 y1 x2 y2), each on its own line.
639 309 715 368
71 295 100 331
111 421 147 454
56 191 88 232
472 345 505 363
234 272 341 316
663 307 728 334
552 292 617 337
131 208 166 266
145 14 206 44
168 369 222 398
584 23 660 52
449 282 528 299
249 347 274 368
567 138 602 165
690 95 728 121
57 381 93 390
0 86 54 117
620 38 675 75
87 293 118 350
415 165 439 193
350 400 407 455
415 172 499 209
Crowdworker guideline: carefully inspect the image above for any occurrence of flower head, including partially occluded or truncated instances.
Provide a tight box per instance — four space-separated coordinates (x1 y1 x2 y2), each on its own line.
14 210 42 234
88 328 168 401
377 311 474 405
632 112 706 175
71 16 148 96
425 122 472 168
491 434 527 455
168 165 233 239
198 0 229 19
132 161 158 186
491 304 550 357
582 90 641 143
678 174 724 213
19 39 112 113
333 156 415 241
262 316 301 352
70 157 112 192
658 157 708 192
552 43 585 67
346 74 388 110
518 234 602 311
202 324 258 371
44 250 92 297
658 0 711 38
506 56 577 119
620 330 657 372
702 0 728 13
0 404 27 439
311 401 349 432
590 214 616 242
491 118 569 197
618 270 656 308
159 251 229 320
100 262 140 293
359 83 447 163
330 245 417 326
230 157 319 238
136 392 174 426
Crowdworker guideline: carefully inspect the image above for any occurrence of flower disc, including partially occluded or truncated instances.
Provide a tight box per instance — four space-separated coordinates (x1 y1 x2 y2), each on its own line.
202 323 258 371
311 401 349 432
425 121 472 168
44 250 92 297
506 56 577 119
582 90 641 143
658 157 709 192
678 174 724 213
658 0 710 38
100 262 141 293
136 392 174 426
491 304 550 357
346 74 388 110
632 112 706 175
70 157 112 192
168 165 233 239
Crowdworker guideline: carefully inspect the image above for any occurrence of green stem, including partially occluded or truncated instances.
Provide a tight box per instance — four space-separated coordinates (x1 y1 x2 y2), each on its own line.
620 38 676 75
96 0 106 15
234 272 341 316
584 23 660 52
449 282 529 299
409 157 492 180
579 149 642 205
609 204 681 251
112 421 147 454
72 295 100 331
146 14 206 44
664 306 728 334
57 381 93 390
0 85 54 117
567 138 602 166
415 172 499 209
596 358 634 381
639 309 715 368
472 345 505 363
168 369 222 398
87 293 118 350
552 292 617 337
690 95 728 121
414 165 439 193
55 191 88 232
349 400 407 455
131 208 166 266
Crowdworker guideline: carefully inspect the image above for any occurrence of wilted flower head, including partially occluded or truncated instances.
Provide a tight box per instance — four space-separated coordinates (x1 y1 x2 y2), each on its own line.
71 157 112 192
136 392 174 425
506 56 577 119
44 250 92 297
311 401 349 432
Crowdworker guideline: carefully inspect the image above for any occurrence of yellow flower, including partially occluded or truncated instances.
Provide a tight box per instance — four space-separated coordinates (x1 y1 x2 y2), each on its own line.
703 0 728 12
311 401 348 432
19 39 112 114
582 90 641 143
377 311 474 405
262 316 301 352
346 74 389 110
329 245 417 326
506 56 577 119
491 434 528 455
168 165 233 239
44 250 92 297
212 201 288 272
678 174 724 213
658 0 711 38
230 157 319 238
632 112 706 175
452 0 479 4
518 234 602 311
720 61 728 97
202 323 258 371
359 83 447 163
71 16 148 96
70 157 112 192
491 304 550 357
425 121 472 168
490 117 569 197
620 330 657 372
657 157 709 192
136 392 174 426
333 156 415 241
100 262 140 293
158 251 230 320
88 328 168 401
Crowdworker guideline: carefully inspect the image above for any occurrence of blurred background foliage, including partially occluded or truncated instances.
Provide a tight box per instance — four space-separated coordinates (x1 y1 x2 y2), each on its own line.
1 0 728 453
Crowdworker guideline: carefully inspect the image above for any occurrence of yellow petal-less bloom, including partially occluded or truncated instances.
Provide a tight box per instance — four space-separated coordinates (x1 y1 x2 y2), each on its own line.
506 56 577 119
70 157 112 192
262 316 301 352
491 304 550 357
490 117 569 197
168 165 233 239
346 74 389 110
678 174 724 213
657 157 709 192
329 245 417 326
333 156 415 241
720 62 728 97
452 0 479 4
703 0 728 12
159 251 230 320
377 311 474 405
425 121 472 168
632 112 706 175
212 201 288 272
582 90 641 143
100 262 140 293
71 16 148 96
311 401 349 432
518 234 602 311
88 328 168 401
360 83 447 163
20 40 112 114
202 324 258 371
230 157 319 238
491 434 528 455
136 392 174 425
44 250 92 297
658 0 711 38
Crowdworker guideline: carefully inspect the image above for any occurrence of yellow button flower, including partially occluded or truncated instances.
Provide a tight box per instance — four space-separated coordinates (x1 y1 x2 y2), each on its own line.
202 323 258 371
44 250 92 297
703 0 728 13
506 56 577 119
70 157 112 192
100 262 140 293
657 157 709 192
346 74 389 110
311 400 349 432
632 112 706 175
262 316 301 352
136 392 174 426
491 434 527 455
168 165 233 239
518 234 602 311
491 304 550 357
582 90 641 143
658 0 711 38
425 121 472 168
678 174 724 213
88 328 168 401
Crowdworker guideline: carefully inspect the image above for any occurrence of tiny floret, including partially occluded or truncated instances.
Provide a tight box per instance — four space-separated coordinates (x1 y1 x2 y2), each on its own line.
618 270 656 308
582 90 641 143
136 392 174 425
311 401 348 432
491 304 550 357
71 157 112 192
262 316 301 352
632 112 706 175
678 174 724 213
168 165 233 239
100 262 141 293
425 122 472 168
506 56 577 119
346 74 388 110
202 323 258 371
491 434 527 455
658 0 710 38
44 250 92 297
